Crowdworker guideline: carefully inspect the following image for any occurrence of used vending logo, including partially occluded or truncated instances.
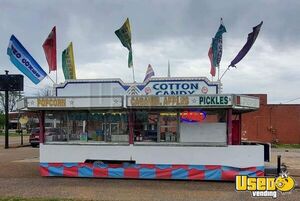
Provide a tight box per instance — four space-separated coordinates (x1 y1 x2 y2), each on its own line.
235 171 296 198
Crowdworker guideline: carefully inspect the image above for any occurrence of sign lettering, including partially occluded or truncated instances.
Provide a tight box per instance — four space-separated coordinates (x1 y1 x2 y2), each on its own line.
37 98 66 107
129 96 190 107
199 96 230 105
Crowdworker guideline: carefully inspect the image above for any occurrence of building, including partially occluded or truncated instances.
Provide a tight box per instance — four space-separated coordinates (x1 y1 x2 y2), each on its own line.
242 94 300 144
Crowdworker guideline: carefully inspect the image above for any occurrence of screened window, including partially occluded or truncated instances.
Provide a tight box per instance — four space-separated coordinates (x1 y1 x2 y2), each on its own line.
44 111 128 143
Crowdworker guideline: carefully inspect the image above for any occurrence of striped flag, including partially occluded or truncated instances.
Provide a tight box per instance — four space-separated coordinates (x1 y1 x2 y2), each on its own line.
143 64 155 82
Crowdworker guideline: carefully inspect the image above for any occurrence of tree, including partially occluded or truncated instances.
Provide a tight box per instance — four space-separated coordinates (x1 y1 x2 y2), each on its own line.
0 112 4 129
0 91 23 113
37 86 53 97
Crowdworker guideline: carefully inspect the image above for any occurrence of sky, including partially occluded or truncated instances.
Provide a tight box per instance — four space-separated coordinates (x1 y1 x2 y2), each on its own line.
0 0 300 103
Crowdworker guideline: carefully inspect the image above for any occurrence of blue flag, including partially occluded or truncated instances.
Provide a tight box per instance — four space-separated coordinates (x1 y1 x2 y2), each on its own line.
7 35 47 84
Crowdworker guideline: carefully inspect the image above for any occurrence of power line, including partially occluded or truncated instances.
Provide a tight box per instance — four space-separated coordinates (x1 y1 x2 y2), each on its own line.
282 97 300 103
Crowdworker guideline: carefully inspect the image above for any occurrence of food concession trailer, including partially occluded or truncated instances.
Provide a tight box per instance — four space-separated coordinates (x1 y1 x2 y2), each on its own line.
17 77 264 181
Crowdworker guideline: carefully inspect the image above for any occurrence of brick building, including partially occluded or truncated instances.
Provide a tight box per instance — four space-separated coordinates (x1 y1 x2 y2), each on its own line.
242 94 300 144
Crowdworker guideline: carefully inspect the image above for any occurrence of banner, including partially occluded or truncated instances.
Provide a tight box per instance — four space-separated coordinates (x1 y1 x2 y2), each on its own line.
7 35 47 84
208 44 215 76
212 24 226 67
43 26 57 72
115 18 133 67
208 21 226 77
143 64 155 82
229 21 263 67
62 42 76 80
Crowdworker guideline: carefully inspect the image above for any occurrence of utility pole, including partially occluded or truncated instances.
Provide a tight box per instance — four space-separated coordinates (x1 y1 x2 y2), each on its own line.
4 70 9 149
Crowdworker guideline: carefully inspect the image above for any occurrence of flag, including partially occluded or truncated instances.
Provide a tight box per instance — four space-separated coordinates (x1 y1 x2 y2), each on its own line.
208 44 215 76
212 23 226 67
62 42 76 80
43 26 57 72
229 21 263 67
143 64 155 82
115 18 133 67
7 35 47 84
208 21 227 77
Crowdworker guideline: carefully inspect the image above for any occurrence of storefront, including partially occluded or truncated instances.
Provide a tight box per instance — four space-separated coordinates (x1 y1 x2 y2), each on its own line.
17 77 264 180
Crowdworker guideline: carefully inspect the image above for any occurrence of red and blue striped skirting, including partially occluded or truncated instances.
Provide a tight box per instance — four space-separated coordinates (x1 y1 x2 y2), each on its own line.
40 163 264 181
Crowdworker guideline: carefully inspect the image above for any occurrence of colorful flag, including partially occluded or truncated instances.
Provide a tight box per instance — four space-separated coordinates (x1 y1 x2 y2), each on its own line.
208 21 227 77
115 18 133 67
208 44 215 76
43 26 57 73
62 42 76 80
229 21 263 67
7 35 47 84
143 64 155 82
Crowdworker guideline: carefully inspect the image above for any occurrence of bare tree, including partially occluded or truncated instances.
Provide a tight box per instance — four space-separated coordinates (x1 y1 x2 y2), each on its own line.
0 91 23 112
37 86 53 97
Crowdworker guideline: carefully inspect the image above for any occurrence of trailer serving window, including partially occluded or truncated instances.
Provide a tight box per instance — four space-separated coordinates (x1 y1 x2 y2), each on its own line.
132 109 227 145
133 111 179 143
179 109 227 145
44 111 129 143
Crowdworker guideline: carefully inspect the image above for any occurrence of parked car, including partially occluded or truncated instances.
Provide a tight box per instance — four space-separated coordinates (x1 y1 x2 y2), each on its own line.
29 127 67 147
29 128 40 147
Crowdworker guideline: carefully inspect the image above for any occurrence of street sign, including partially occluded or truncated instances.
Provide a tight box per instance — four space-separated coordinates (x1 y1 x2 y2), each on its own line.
19 115 29 125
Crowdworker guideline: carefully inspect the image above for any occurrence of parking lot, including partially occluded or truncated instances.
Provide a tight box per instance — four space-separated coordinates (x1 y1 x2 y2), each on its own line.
0 137 299 201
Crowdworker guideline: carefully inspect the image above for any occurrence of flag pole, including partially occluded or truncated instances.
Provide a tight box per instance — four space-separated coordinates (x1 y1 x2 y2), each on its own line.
47 75 55 84
132 66 136 83
168 60 171 77
218 18 223 81
56 70 57 84
219 66 230 81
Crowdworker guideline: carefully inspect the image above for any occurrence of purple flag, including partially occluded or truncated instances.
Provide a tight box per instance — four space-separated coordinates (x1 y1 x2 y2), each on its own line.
229 21 263 67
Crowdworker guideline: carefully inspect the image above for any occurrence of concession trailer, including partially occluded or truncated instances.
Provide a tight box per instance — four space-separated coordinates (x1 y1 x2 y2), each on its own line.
17 77 265 181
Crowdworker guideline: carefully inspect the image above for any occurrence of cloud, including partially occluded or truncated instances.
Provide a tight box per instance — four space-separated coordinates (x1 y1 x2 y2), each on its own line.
0 0 299 103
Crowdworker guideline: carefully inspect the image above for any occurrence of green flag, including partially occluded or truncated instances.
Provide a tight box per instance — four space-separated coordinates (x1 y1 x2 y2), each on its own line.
212 24 226 67
115 18 133 67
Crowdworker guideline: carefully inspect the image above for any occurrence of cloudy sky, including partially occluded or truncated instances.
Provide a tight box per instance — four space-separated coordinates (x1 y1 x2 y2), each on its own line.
1 0 300 103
